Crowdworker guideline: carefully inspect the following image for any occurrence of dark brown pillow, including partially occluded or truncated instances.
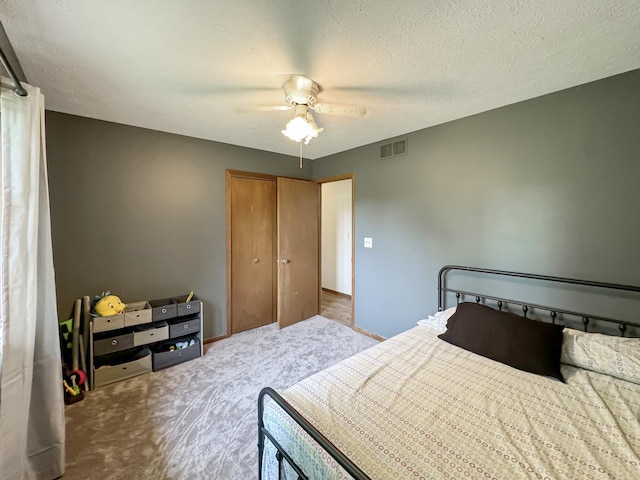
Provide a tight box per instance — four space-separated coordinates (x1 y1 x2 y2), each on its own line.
438 302 565 382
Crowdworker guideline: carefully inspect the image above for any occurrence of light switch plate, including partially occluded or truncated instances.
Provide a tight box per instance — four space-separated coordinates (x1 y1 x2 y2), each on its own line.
364 237 373 248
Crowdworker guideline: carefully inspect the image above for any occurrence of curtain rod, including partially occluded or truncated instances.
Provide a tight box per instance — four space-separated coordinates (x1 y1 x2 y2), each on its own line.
0 46 27 97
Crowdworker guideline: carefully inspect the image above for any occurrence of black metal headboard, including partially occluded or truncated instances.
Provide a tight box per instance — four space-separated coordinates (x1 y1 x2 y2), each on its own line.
438 265 640 336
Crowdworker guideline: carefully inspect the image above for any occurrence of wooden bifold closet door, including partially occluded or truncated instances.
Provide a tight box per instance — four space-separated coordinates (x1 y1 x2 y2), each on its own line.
229 175 276 334
277 177 319 329
227 171 319 335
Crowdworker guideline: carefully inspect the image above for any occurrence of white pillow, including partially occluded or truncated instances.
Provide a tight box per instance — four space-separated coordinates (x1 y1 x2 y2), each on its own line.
436 306 457 325
417 307 457 334
561 328 640 384
417 316 446 334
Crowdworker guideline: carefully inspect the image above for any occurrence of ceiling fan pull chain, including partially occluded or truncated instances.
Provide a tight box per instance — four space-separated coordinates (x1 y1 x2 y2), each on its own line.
299 141 303 169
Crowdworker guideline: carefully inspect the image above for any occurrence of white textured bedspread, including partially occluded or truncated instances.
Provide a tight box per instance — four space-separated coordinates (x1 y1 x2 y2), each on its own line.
263 326 640 479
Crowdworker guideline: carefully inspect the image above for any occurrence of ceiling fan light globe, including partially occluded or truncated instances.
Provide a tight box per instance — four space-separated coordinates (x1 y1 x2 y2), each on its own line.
304 130 320 145
304 120 323 145
281 116 314 142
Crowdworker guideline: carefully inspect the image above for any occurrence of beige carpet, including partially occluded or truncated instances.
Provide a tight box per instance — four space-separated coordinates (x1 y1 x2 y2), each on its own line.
63 316 379 479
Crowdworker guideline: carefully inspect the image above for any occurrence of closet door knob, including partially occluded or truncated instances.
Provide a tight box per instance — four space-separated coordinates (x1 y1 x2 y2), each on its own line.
281 258 290 264
253 258 259 263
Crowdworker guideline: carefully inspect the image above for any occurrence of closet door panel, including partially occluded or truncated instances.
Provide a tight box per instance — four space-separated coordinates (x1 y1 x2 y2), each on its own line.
230 176 276 333
277 177 319 329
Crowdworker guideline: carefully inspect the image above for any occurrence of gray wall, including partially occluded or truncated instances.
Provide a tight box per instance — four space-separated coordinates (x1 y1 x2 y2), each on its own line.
46 112 311 338
313 69 640 339
46 69 640 341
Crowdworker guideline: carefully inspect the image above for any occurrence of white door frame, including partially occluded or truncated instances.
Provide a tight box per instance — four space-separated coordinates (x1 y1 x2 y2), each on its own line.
317 173 355 328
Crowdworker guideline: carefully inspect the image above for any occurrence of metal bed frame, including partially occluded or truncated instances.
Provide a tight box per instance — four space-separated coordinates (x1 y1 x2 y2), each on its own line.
258 265 640 480
437 265 640 335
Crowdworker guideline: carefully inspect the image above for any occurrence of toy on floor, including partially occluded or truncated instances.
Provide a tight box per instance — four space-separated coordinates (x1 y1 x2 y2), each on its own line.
59 314 86 404
91 291 125 317
62 367 85 405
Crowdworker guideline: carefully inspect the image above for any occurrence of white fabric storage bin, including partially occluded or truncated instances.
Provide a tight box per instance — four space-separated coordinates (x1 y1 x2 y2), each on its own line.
124 301 152 327
133 322 169 347
94 350 152 388
92 314 125 333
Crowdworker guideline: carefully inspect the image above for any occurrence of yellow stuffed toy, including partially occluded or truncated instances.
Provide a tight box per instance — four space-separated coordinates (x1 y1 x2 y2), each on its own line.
92 291 125 317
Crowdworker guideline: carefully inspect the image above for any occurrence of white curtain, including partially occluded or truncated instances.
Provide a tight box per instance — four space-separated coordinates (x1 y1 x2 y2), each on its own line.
0 80 65 479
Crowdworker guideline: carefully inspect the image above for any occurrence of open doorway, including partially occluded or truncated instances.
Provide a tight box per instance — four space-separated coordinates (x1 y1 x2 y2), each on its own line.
319 175 354 328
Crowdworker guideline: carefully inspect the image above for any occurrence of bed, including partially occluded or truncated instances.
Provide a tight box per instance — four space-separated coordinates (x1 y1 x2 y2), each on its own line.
258 266 640 479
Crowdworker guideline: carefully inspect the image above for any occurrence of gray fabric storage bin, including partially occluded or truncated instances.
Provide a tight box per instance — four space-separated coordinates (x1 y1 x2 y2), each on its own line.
93 331 134 356
149 298 177 322
172 294 200 317
94 349 152 388
168 316 200 339
152 338 201 371
92 314 125 333
133 321 169 346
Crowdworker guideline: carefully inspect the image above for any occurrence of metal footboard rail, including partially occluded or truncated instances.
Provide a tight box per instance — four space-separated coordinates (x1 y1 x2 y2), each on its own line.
258 387 371 480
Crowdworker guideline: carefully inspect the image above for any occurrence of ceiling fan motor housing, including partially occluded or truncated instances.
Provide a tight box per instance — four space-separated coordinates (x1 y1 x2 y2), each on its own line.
284 75 320 106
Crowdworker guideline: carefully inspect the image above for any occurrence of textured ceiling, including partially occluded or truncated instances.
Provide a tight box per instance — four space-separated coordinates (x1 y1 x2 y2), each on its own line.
1 1 639 159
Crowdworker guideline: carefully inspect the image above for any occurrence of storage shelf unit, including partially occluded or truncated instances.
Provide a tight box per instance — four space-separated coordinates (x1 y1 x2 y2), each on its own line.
89 296 203 389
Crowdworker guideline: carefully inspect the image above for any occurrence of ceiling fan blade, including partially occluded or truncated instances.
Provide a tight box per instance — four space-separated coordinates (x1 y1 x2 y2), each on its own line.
255 105 293 112
236 105 293 113
312 103 370 118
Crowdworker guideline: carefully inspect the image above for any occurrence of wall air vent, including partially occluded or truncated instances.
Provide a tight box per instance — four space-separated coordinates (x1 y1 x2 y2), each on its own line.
393 140 407 155
380 143 393 158
380 138 408 159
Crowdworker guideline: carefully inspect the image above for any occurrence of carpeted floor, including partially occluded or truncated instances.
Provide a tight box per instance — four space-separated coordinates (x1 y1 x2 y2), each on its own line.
63 316 379 480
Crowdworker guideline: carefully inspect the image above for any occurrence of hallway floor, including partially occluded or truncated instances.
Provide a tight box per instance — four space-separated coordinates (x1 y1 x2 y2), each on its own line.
320 289 352 327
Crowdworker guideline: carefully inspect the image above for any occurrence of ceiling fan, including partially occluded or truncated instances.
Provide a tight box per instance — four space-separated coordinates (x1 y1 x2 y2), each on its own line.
255 75 370 145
